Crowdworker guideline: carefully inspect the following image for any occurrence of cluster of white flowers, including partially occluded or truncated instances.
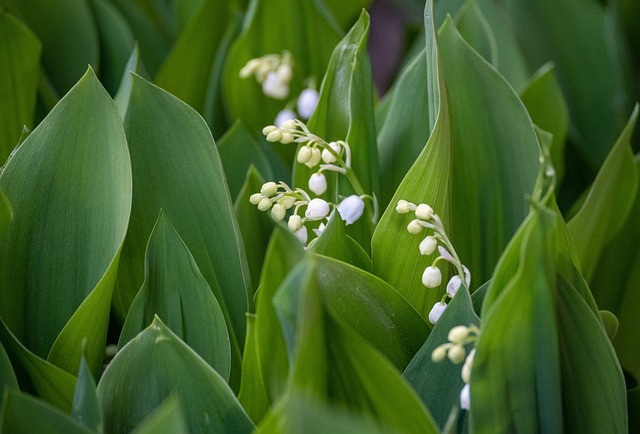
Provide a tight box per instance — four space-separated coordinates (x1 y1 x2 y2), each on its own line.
432 324 479 411
240 51 294 99
395 200 471 324
250 119 370 245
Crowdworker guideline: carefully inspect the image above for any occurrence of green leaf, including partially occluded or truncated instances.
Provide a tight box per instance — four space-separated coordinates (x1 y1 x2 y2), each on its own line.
309 211 372 272
324 0 371 29
236 315 269 424
89 0 135 94
0 10 40 164
0 390 93 434
567 105 639 281
238 226 304 420
71 355 102 433
222 0 342 133
0 341 18 407
275 255 429 372
520 64 569 184
155 0 230 115
0 192 11 236
403 286 480 431
271 265 438 434
119 211 231 381
97 316 254 434
115 74 249 389
2 0 99 96
454 0 497 69
0 68 132 377
130 395 188 434
114 45 146 119
218 121 274 201
372 4 539 320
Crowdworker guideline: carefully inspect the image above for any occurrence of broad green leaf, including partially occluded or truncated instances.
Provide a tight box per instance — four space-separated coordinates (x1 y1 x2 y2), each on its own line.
520 63 569 184
309 211 372 272
454 0 497 68
568 105 639 281
1 0 99 96
238 226 304 420
0 390 93 434
403 286 480 431
372 5 539 320
629 385 640 434
275 255 429 372
130 395 188 434
0 192 11 236
0 68 132 377
504 0 630 171
115 74 249 389
296 11 379 251
0 10 40 164
376 48 431 207
97 317 254 434
222 0 342 133
114 45 146 119
218 121 274 201
89 0 135 94
271 267 438 434
155 0 230 115
71 355 102 433
237 315 269 423
234 167 274 298
0 341 18 408
119 212 231 380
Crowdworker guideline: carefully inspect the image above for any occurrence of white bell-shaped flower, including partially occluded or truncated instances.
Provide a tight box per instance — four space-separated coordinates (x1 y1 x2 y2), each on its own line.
428 301 447 324
419 236 438 256
288 214 303 232
422 266 442 288
271 203 286 221
460 383 471 410
262 71 289 99
308 172 327 195
415 203 434 220
396 200 412 214
321 141 342 164
294 225 308 244
304 147 322 168
446 275 462 298
305 198 330 220
297 88 319 119
337 195 365 225
275 109 296 127
260 182 278 195
312 222 326 238
461 349 475 384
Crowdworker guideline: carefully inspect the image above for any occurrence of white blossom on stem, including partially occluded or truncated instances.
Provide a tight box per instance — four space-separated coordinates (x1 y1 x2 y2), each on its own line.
337 195 365 225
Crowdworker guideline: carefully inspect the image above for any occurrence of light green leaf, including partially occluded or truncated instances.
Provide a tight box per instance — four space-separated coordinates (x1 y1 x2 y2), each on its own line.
454 0 497 68
0 68 132 378
115 74 249 389
568 105 639 281
114 45 146 119
119 211 231 380
372 4 539 320
71 355 102 433
97 316 254 434
236 314 269 424
130 395 188 434
0 192 11 236
0 390 93 434
222 0 342 134
0 10 40 164
403 286 480 431
520 64 569 184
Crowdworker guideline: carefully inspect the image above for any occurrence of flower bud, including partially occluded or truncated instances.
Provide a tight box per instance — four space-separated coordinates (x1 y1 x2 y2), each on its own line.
280 133 294 144
274 110 296 128
305 198 330 220
271 203 286 221
266 129 283 142
422 266 442 288
396 199 412 214
260 182 278 195
415 203 434 220
461 349 475 384
446 275 462 298
297 88 319 119
239 58 260 78
428 302 447 324
448 345 467 364
257 198 272 211
249 193 263 205
419 236 438 256
262 125 278 135
431 345 447 363
447 326 469 344
407 220 423 234
321 141 341 164
337 195 365 225
308 172 327 195
305 147 322 168
277 64 292 82
288 214 303 232
460 383 471 410
294 225 308 244
297 146 312 164
280 196 296 209
282 119 298 129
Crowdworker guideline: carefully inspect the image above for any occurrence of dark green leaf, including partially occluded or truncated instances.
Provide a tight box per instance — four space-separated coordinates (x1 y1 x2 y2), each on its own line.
71 355 102 432
0 191 11 236
130 395 188 434
0 341 18 409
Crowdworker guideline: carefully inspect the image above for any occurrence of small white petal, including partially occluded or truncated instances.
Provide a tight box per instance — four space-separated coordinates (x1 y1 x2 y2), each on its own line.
463 265 471 287
297 88 319 119
321 141 341 164
280 196 296 209
312 222 326 237
308 172 327 195
422 266 442 288
428 302 447 324
460 383 471 410
438 245 456 264
305 198 330 220
275 109 297 127
337 195 365 225
446 275 462 298
294 225 308 244
419 236 438 256
461 349 475 384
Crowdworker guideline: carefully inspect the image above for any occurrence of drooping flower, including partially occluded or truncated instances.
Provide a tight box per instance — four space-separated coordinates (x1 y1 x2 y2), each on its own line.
308 172 327 195
305 198 330 220
297 88 319 119
262 71 289 99
294 225 308 244
460 383 471 410
428 301 447 324
446 275 462 298
271 203 286 221
419 236 438 256
422 266 442 288
415 203 434 220
337 195 365 225
275 109 296 127
288 214 303 232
